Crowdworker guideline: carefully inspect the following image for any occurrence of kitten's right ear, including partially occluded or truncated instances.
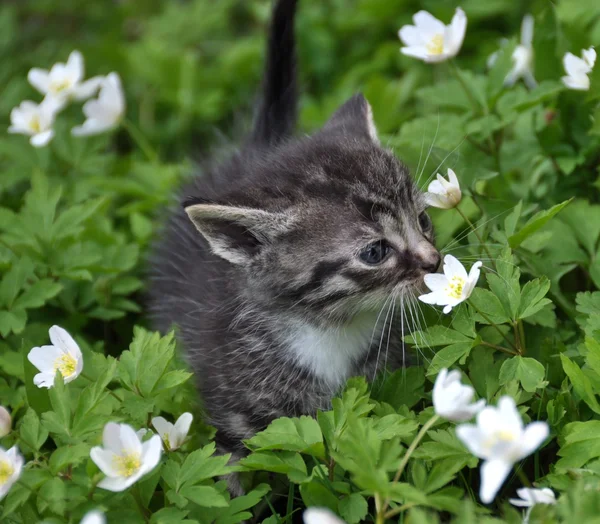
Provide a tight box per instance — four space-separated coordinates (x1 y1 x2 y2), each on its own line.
321 93 379 143
184 199 292 266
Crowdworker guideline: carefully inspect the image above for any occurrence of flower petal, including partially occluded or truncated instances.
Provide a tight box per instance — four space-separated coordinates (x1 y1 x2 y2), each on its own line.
102 422 124 454
151 417 172 442
173 413 193 445
119 424 143 456
562 74 589 91
49 326 81 359
443 255 468 281
73 76 104 101
583 47 596 68
400 46 431 62
303 508 346 524
516 422 549 460
140 435 163 474
520 14 534 46
97 474 138 492
28 345 62 372
447 8 467 56
33 372 57 388
455 424 486 458
66 50 85 82
81 510 106 524
412 10 446 37
480 459 512 504
28 69 51 94
424 192 451 209
90 447 120 477
30 130 54 147
398 25 422 47
423 273 448 291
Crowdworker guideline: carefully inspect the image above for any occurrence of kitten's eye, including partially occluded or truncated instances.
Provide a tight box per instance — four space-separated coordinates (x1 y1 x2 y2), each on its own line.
359 240 392 265
418 212 432 232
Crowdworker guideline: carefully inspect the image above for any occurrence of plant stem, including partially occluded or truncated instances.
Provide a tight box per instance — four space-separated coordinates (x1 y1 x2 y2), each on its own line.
469 302 518 352
454 206 494 263
449 60 481 116
379 414 440 519
515 465 532 487
480 340 518 356
518 320 527 354
122 118 158 163
384 502 417 520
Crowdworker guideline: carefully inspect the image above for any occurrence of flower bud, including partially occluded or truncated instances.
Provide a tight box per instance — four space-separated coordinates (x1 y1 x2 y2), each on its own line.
0 407 11 437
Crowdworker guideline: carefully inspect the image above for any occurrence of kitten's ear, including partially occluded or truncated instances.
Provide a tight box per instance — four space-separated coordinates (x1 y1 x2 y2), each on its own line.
184 200 292 265
321 93 379 143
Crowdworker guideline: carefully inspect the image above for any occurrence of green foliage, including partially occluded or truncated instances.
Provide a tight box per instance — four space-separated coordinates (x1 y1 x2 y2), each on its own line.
2 0 600 522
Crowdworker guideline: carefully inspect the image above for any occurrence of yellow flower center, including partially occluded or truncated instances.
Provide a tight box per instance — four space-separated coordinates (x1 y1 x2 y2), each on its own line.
445 276 465 299
426 34 445 55
54 353 77 378
113 452 142 477
0 460 14 485
29 115 42 134
163 435 171 450
50 79 72 94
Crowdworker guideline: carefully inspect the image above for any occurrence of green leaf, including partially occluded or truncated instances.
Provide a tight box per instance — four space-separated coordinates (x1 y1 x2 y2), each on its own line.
37 477 66 516
405 326 473 347
426 341 478 377
299 481 339 512
469 289 510 324
177 443 232 489
518 278 552 320
240 451 308 483
179 485 229 508
338 493 368 524
499 356 547 393
556 421 600 470
371 367 424 410
560 354 600 414
215 483 271 524
48 443 91 474
245 416 325 459
13 279 62 310
19 408 48 452
508 199 572 248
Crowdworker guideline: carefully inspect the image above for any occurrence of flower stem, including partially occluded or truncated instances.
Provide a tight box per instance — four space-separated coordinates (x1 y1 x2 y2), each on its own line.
480 340 518 356
515 465 532 487
454 206 494 263
468 302 518 352
122 118 158 163
379 414 440 519
384 502 417 520
518 320 527 354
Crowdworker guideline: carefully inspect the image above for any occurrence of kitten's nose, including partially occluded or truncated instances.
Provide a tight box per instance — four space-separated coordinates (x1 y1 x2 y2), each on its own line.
419 250 441 273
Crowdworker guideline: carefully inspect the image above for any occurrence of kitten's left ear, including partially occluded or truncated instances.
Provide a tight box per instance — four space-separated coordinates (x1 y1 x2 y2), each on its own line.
184 200 292 265
321 93 379 143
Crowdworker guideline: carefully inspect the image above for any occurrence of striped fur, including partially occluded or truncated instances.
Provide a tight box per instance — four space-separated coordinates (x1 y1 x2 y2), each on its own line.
148 0 440 490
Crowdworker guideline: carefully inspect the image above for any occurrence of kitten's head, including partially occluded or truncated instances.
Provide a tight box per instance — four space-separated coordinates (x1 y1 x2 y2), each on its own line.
184 95 440 324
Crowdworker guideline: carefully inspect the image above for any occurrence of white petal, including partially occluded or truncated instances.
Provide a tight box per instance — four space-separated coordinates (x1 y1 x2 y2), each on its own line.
97 474 139 492
413 10 446 37
424 192 451 209
173 413 193 446
28 345 62 373
81 510 106 524
33 372 57 388
562 74 589 91
563 53 590 77
49 326 81 358
465 261 483 297
398 25 422 47
516 422 549 460
73 76 104 101
509 497 533 507
428 179 447 195
496 396 524 433
583 47 596 68
442 304 453 314
30 130 54 147
66 50 85 83
151 417 173 442
303 508 346 524
119 424 143 456
447 8 467 56
447 168 459 188
418 290 447 306
455 424 486 458
400 46 432 62
423 273 448 291
90 447 120 477
520 14 534 46
28 69 51 94
443 255 468 281
71 118 114 137
480 459 512 503
140 435 163 474
102 423 124 454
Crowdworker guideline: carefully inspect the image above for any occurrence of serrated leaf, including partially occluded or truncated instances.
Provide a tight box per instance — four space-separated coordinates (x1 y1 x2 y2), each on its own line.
19 408 48 451
499 356 547 392
561 354 600 414
179 485 229 508
338 493 368 524
508 199 571 248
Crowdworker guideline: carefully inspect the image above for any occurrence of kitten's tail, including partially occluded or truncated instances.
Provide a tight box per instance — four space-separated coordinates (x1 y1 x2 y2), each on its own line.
250 0 298 146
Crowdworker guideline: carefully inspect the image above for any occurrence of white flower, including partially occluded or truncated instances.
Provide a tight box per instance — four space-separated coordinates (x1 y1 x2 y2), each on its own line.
398 8 467 63
419 255 482 314
80 510 106 524
562 47 596 91
0 446 24 501
433 368 485 422
456 396 549 504
90 422 162 492
8 99 59 147
504 15 537 89
27 325 84 388
424 168 462 209
72 73 125 136
509 487 556 507
303 508 346 524
28 50 103 108
151 412 193 451
0 407 11 437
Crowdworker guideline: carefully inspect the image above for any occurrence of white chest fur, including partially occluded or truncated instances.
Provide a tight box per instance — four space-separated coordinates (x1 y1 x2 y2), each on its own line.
282 311 383 390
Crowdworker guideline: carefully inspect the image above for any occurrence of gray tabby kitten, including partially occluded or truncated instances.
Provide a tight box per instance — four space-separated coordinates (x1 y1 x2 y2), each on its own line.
149 0 440 485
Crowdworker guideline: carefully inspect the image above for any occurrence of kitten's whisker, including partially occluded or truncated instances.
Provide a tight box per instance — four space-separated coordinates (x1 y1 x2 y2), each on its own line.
422 136 466 187
418 112 440 185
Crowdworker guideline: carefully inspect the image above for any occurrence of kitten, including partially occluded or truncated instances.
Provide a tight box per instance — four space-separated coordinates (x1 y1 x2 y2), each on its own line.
149 0 440 491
